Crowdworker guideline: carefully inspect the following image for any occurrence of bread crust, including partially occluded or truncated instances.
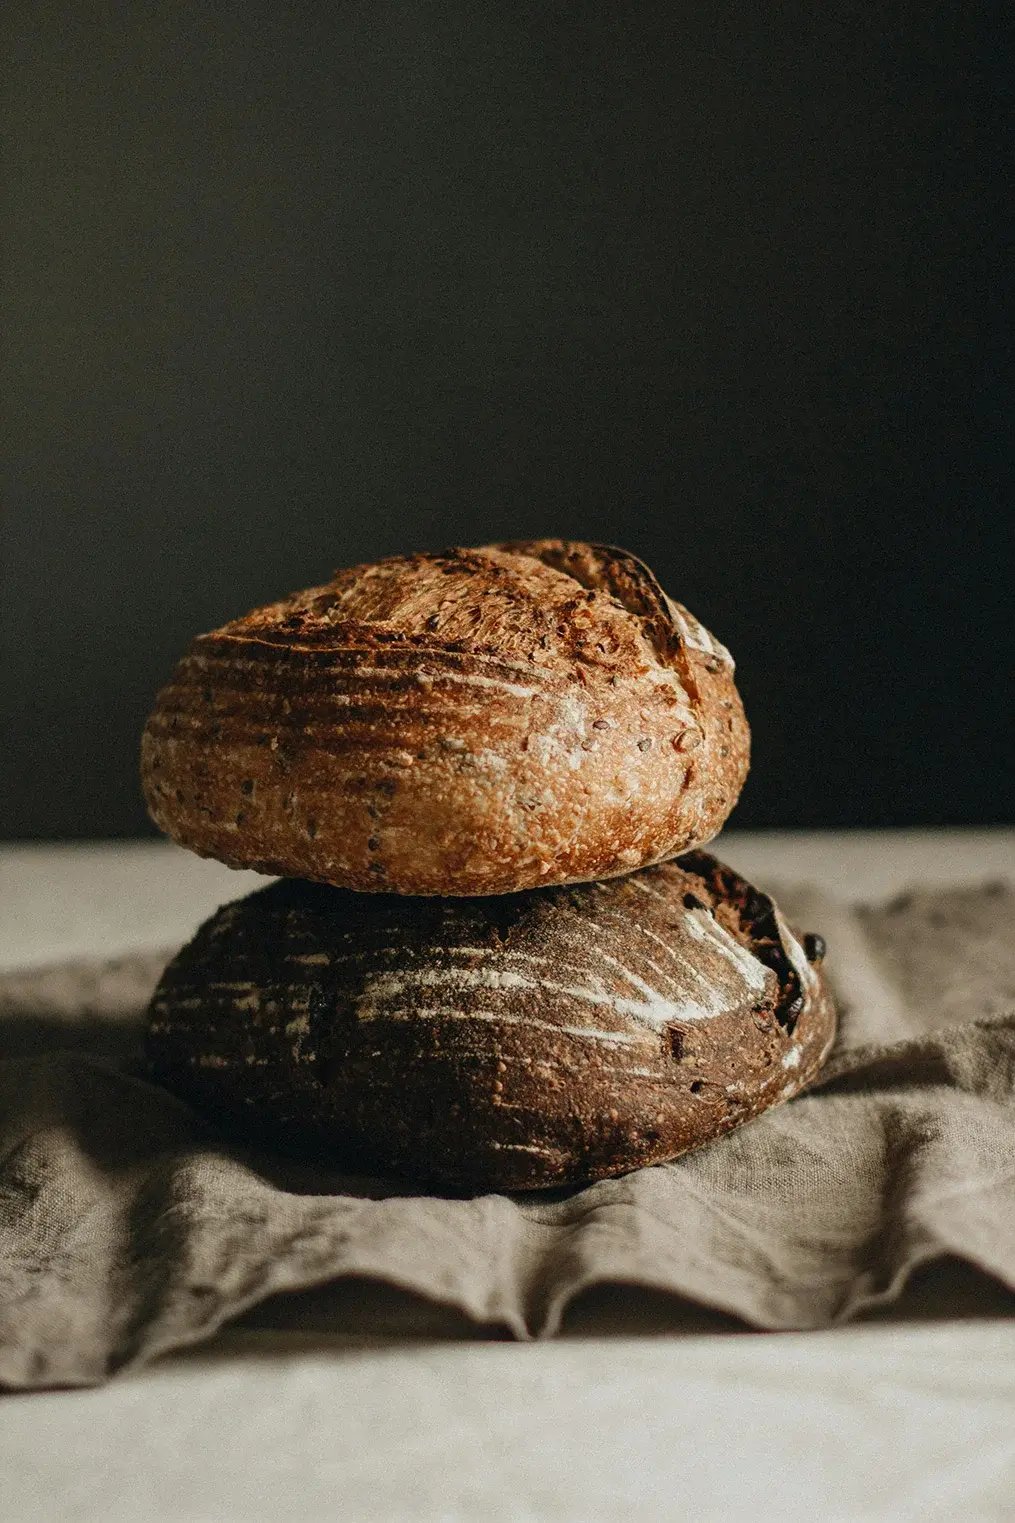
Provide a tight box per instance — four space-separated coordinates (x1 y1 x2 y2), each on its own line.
141 541 749 896
145 852 835 1191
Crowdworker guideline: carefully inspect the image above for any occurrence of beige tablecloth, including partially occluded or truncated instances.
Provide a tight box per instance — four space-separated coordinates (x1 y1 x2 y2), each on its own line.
1 833 1013 1522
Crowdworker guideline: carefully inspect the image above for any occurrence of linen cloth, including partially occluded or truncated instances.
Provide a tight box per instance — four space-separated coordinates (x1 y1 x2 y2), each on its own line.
1 881 1012 1390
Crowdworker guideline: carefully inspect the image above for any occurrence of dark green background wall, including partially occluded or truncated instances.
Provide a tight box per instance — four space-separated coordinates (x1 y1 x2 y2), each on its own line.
3 4 1010 836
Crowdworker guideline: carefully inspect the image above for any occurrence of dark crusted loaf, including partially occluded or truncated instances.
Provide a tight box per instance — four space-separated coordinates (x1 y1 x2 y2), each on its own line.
140 540 749 896
145 852 835 1190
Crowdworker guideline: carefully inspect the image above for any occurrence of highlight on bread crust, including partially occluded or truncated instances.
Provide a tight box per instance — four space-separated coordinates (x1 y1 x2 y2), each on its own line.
145 852 835 1191
140 541 750 896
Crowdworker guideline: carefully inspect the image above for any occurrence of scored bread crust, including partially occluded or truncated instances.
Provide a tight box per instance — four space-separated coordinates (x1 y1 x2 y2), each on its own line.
145 852 835 1191
140 540 750 896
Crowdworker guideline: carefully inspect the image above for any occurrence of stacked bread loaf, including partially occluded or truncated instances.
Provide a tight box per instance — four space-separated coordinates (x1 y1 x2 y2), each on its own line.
141 540 835 1189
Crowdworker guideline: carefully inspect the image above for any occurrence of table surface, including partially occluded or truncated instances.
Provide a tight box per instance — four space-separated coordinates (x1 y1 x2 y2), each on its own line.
2 830 1014 1523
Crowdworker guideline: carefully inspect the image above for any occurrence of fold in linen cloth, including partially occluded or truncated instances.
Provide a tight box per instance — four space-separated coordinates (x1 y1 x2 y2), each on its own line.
1 881 1012 1389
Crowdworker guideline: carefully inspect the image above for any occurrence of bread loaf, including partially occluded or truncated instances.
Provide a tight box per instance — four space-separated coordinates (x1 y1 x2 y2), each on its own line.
141 541 749 896
145 851 835 1190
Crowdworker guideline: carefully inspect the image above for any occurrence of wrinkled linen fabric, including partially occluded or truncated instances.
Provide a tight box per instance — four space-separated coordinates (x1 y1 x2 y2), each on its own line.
0 882 1012 1389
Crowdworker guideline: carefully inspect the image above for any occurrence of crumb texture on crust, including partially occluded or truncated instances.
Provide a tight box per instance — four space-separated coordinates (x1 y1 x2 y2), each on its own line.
146 853 836 1191
141 541 750 895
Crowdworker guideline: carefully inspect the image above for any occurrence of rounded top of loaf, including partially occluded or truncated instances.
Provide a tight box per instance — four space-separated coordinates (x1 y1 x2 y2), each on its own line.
214 539 733 684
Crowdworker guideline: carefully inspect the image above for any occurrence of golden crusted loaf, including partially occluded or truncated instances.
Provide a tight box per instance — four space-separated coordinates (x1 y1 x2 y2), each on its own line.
141 540 749 896
145 852 835 1191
